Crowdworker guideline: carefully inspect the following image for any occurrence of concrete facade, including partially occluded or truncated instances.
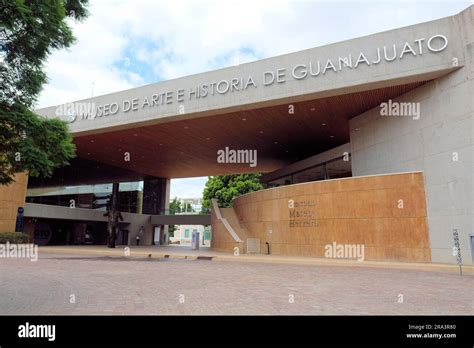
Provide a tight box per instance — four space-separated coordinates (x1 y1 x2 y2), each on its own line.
350 6 473 263
36 9 463 136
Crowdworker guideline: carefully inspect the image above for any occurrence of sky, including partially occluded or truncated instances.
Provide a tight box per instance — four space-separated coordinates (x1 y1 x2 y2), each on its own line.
36 0 473 199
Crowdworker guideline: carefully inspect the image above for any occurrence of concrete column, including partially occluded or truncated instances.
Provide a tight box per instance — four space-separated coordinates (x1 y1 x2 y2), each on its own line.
162 179 170 244
142 178 170 214
137 190 143 214
142 177 170 245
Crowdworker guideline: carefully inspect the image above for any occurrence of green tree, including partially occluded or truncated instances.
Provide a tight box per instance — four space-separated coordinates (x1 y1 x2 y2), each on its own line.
169 197 194 214
168 197 194 237
169 197 180 214
201 174 265 213
168 197 180 237
0 0 89 185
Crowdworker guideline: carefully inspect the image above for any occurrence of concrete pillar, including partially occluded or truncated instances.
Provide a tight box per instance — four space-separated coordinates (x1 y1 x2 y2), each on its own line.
142 177 170 245
142 178 170 214
161 179 170 245
137 190 143 214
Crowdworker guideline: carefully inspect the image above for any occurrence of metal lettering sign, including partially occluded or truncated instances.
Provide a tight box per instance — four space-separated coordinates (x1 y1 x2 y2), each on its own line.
55 34 449 123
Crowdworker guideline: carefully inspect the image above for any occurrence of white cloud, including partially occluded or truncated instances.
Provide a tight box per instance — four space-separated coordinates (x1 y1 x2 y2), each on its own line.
170 177 208 199
37 0 473 108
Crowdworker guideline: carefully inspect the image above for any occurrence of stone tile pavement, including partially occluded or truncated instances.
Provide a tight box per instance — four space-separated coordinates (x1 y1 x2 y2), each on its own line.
0 253 472 315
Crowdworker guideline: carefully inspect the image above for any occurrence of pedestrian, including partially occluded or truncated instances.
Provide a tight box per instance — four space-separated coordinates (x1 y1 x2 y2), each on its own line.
136 234 140 246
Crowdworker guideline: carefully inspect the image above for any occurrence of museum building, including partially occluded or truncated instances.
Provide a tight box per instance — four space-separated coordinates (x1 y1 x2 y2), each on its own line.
0 6 473 264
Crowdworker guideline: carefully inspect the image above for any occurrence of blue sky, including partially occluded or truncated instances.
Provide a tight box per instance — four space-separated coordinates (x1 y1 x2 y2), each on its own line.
37 0 473 198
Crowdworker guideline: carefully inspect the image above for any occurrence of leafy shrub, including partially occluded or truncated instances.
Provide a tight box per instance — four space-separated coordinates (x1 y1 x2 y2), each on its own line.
0 232 30 244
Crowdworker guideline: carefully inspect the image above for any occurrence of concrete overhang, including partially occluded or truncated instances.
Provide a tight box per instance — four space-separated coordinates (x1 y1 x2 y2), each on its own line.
33 7 470 181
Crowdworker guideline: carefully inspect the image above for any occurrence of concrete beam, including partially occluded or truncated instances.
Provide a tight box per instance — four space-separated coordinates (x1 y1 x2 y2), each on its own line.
150 214 211 226
24 203 211 226
35 9 466 137
24 203 115 223
261 143 351 182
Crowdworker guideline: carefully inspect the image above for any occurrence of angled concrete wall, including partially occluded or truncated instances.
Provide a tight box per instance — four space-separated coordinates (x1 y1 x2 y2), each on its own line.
210 200 248 254
210 208 244 254
349 6 473 264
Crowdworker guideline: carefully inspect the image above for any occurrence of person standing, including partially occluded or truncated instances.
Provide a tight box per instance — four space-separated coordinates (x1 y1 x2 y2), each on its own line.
136 234 140 246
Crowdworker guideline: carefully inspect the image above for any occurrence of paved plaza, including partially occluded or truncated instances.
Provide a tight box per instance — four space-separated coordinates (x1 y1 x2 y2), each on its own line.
0 252 472 315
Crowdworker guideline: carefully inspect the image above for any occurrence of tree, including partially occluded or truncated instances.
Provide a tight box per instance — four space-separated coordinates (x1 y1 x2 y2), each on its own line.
168 197 180 237
168 197 194 237
0 0 89 185
0 104 75 184
169 197 194 214
201 174 265 213
169 197 181 215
